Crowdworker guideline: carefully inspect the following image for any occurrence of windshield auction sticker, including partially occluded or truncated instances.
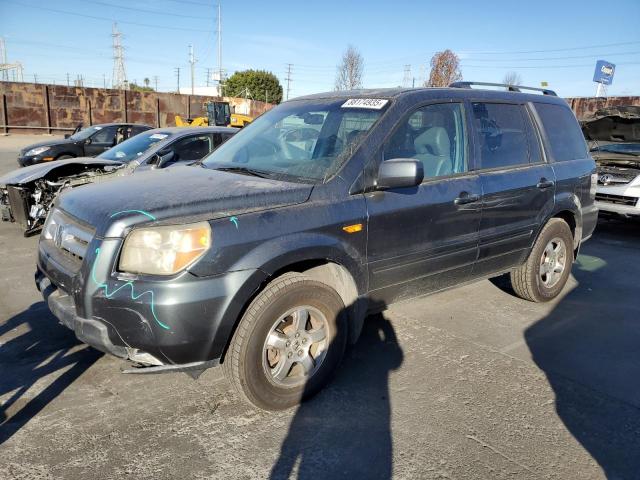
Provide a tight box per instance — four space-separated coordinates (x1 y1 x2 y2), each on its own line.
341 98 389 109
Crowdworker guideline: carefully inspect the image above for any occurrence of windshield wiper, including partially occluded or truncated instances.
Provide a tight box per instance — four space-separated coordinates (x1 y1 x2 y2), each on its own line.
213 166 272 178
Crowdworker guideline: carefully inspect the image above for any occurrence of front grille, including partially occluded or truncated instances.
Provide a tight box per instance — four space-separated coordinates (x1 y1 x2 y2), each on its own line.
595 193 639 207
597 167 639 186
42 208 95 272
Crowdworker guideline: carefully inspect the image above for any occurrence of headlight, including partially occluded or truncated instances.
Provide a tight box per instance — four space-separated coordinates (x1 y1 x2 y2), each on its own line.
119 222 211 275
25 146 50 156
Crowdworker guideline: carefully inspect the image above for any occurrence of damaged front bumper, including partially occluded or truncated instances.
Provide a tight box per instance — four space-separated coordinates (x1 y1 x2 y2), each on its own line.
36 235 266 371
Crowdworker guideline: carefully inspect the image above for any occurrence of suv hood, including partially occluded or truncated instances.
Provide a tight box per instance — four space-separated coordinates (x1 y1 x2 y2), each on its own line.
57 165 314 235
0 158 124 185
581 106 640 142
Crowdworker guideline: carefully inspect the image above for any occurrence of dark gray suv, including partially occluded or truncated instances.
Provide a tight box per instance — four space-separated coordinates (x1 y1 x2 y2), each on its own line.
35 83 598 410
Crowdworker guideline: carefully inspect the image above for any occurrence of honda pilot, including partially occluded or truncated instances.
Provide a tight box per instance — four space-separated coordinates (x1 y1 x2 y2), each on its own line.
35 83 598 410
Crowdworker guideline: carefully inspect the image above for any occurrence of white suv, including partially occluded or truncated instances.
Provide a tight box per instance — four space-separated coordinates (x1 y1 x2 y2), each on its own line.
582 107 640 218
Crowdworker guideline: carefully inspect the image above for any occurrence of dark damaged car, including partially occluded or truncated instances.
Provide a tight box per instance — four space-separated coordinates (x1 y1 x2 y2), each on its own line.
35 83 597 410
17 123 153 166
581 106 640 218
1 126 236 235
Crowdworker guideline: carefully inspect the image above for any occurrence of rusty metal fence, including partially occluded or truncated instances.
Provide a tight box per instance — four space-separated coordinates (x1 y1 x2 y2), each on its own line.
0 82 274 134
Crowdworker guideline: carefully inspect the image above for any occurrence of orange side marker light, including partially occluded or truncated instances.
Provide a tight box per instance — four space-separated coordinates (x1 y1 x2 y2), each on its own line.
342 223 363 234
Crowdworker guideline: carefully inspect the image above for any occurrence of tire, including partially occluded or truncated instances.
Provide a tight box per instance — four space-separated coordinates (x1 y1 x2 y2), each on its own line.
223 273 348 410
510 218 574 302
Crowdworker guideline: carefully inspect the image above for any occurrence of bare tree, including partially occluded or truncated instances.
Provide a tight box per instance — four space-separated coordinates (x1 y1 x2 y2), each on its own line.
426 50 462 87
335 45 364 91
503 71 522 87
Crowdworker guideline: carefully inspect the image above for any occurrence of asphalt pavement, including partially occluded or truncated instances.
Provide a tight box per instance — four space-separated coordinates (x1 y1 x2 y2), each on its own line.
0 134 639 479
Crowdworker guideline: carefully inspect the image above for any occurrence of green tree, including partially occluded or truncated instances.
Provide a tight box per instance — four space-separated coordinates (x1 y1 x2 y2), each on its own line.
128 81 154 92
224 69 283 104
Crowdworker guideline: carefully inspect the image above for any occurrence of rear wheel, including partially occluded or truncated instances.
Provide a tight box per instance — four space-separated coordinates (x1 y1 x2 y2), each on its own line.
223 273 347 410
510 218 574 302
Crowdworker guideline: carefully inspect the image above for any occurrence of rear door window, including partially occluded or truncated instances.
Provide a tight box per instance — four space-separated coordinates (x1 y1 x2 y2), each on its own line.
534 103 587 161
472 103 531 169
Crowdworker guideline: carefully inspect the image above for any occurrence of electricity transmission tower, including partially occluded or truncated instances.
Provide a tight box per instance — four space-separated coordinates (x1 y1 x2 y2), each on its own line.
111 23 127 89
0 37 24 82
402 65 412 88
285 64 293 100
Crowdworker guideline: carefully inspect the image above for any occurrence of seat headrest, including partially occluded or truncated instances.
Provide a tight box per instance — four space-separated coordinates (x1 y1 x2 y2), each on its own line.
414 126 450 157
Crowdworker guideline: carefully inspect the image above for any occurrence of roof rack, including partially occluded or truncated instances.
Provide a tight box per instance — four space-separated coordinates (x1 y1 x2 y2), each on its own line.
449 81 557 96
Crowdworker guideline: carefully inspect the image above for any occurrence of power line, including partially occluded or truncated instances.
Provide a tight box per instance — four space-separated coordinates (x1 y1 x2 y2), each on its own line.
81 0 214 20
7 0 213 33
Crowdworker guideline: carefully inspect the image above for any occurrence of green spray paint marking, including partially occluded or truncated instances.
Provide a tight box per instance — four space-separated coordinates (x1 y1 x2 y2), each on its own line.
110 210 157 221
90 247 170 330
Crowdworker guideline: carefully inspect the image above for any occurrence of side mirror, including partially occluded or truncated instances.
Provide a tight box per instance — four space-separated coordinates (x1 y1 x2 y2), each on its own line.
152 150 175 168
64 133 71 139
376 158 424 189
84 138 92 145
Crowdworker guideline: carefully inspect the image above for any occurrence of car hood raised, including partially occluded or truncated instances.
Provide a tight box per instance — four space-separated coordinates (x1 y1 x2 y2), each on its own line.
56 165 314 235
581 106 640 142
0 158 124 185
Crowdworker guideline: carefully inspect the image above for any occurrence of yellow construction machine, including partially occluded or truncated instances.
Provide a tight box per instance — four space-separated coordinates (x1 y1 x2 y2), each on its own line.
175 101 253 129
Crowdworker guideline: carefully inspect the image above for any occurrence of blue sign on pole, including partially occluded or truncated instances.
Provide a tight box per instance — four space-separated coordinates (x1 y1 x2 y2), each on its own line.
593 60 615 85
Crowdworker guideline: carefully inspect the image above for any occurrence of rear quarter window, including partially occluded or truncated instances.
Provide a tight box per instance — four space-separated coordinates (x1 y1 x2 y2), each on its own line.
534 103 588 161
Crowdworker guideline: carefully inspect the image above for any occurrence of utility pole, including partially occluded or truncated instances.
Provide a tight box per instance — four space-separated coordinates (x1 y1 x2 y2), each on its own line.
217 1 223 95
153 75 159 92
111 23 127 89
175 67 181 93
66 72 70 86
285 63 293 100
206 68 211 87
103 73 107 88
189 44 196 95
33 73 38 83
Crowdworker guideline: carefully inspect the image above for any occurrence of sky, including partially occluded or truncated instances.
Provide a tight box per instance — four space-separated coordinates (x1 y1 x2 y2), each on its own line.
1 0 639 99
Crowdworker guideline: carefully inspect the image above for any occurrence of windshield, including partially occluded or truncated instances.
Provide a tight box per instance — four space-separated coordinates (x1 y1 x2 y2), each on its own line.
98 131 171 162
69 125 103 141
591 143 640 156
201 98 387 181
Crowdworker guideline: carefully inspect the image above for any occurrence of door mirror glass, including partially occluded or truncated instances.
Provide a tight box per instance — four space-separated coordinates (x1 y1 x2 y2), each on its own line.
377 158 424 189
84 138 92 145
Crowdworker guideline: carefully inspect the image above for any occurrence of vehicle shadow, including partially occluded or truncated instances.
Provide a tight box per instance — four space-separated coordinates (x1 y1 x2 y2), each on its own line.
270 311 403 480
0 302 102 445
524 219 640 479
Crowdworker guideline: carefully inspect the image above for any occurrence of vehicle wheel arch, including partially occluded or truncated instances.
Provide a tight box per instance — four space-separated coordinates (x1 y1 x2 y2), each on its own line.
219 256 365 364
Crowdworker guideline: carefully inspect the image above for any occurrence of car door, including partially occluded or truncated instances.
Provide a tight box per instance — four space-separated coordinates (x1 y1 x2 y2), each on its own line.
470 101 555 277
366 102 482 305
84 125 119 156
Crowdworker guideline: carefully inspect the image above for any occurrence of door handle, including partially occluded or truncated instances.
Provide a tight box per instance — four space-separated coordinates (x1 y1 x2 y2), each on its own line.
454 192 480 205
537 179 554 189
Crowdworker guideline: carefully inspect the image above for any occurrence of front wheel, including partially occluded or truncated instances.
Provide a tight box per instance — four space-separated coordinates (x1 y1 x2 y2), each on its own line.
223 273 347 410
510 218 574 302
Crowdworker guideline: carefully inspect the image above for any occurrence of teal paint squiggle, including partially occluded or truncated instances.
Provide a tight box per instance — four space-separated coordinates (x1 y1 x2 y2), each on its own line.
110 210 157 221
90 247 170 330
230 216 239 229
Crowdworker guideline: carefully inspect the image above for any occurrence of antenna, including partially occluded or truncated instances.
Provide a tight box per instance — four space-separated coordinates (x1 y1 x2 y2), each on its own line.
111 23 127 89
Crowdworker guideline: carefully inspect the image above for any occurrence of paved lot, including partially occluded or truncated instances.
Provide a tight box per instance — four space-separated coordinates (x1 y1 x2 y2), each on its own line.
0 135 639 479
